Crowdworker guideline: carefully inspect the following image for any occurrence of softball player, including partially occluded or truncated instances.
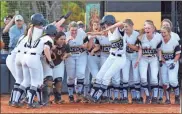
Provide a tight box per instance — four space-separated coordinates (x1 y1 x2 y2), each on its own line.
160 26 181 104
13 14 46 108
23 25 57 108
158 19 180 103
134 21 162 104
94 23 111 103
121 19 141 104
6 34 27 106
42 32 71 104
65 21 87 103
87 15 126 103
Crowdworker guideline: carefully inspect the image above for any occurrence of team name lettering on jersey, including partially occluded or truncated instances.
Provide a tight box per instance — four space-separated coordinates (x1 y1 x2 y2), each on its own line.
101 45 111 52
111 39 123 50
126 46 135 53
142 48 157 57
70 46 85 53
162 52 174 60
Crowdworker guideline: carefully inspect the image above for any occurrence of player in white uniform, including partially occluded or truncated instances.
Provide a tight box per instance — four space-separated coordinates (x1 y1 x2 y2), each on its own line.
121 19 141 104
65 21 87 103
158 19 181 103
159 26 181 104
23 25 57 108
6 33 28 106
93 23 115 103
86 15 126 103
134 21 162 104
12 14 45 108
76 21 90 101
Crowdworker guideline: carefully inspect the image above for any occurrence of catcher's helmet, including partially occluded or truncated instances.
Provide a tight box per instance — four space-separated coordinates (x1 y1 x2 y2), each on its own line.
44 24 57 37
31 13 45 26
101 15 116 25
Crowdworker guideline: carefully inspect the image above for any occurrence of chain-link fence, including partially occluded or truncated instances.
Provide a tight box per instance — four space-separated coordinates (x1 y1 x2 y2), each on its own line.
1 1 86 26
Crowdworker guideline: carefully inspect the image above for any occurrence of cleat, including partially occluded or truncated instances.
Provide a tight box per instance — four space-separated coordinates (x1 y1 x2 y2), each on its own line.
175 96 180 105
54 99 65 104
86 95 97 103
132 98 136 104
165 99 171 104
69 95 75 103
139 97 144 104
8 101 13 106
151 97 158 104
82 96 89 103
27 103 42 109
100 96 109 103
136 98 143 104
157 98 163 104
145 96 151 104
113 98 120 104
13 102 24 108
122 97 129 104
109 97 113 103
75 93 82 103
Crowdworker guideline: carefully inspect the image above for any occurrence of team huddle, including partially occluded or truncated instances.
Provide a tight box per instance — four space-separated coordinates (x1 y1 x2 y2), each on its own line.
6 12 181 109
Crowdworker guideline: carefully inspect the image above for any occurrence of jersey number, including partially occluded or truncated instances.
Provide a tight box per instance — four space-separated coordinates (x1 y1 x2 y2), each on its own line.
32 39 41 48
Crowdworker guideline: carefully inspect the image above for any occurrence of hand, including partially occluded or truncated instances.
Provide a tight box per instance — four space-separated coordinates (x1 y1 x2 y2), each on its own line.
90 50 95 56
159 61 163 67
61 55 67 61
168 62 175 70
48 60 55 68
134 61 139 68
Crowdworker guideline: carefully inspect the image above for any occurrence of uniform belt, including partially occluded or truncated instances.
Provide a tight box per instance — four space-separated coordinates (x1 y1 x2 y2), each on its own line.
18 50 21 53
111 52 122 57
30 53 36 55
24 52 27 54
93 55 100 57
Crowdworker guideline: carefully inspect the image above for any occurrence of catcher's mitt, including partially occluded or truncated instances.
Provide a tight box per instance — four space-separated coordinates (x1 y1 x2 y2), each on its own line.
0 41 5 50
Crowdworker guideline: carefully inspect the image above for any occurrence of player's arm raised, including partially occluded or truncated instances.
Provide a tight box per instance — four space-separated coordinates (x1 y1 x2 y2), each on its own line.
102 21 124 33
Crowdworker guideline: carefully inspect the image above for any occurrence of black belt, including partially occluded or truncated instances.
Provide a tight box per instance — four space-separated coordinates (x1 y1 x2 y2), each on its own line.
18 50 21 53
93 55 100 57
24 52 27 54
111 52 122 57
30 53 36 55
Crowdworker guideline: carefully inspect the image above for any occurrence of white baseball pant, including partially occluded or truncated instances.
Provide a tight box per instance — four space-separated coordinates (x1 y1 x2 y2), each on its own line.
95 53 126 86
88 54 100 83
65 52 87 85
161 60 179 87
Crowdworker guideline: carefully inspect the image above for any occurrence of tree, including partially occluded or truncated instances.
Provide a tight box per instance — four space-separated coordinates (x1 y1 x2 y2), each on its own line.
1 1 8 27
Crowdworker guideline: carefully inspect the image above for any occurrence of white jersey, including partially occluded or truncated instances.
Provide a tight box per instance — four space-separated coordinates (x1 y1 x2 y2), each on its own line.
96 35 111 56
108 27 126 54
171 32 180 41
124 30 139 54
28 35 53 55
11 35 26 54
139 32 162 57
16 35 29 54
26 27 44 48
65 29 86 56
161 37 181 61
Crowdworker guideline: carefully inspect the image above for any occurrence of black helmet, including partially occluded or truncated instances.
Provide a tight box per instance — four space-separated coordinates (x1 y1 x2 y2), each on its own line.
101 15 116 25
31 13 45 26
44 24 57 37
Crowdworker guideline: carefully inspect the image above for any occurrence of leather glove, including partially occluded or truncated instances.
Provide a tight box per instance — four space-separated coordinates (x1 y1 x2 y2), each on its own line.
168 62 175 70
48 60 55 68
64 11 72 19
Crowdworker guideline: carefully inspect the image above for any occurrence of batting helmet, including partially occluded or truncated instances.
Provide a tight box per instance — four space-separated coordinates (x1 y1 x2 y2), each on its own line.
44 24 57 37
31 13 45 26
101 15 116 25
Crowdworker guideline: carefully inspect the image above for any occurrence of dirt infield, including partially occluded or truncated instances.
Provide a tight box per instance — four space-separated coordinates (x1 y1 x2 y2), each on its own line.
1 94 180 113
